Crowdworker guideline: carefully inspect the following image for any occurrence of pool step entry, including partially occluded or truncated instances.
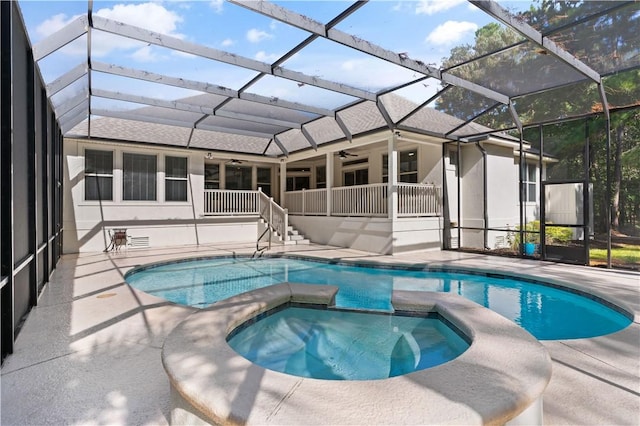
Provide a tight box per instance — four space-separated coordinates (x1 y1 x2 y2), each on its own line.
284 226 310 245
258 219 310 245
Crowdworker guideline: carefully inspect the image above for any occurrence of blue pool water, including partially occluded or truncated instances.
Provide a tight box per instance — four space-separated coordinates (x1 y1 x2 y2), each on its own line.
125 256 632 340
227 307 469 380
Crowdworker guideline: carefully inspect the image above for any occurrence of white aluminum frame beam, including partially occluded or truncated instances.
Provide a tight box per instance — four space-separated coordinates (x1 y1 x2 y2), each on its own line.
45 63 88 97
59 100 89 132
91 108 195 129
92 108 276 141
91 61 335 117
470 0 601 83
33 15 88 61
272 135 289 157
92 88 213 115
196 123 274 140
300 127 318 150
334 113 352 142
61 110 88 134
214 110 302 129
91 61 236 97
90 15 376 101
55 90 89 118
232 0 510 105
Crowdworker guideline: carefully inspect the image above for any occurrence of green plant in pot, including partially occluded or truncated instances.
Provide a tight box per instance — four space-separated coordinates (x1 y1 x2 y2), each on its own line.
510 221 540 255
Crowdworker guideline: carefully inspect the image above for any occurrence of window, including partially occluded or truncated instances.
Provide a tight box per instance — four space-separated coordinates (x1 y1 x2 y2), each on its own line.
286 176 310 191
382 149 418 183
165 156 187 201
399 150 418 183
85 149 113 201
316 165 326 188
343 168 368 186
524 163 537 203
123 153 157 201
257 167 272 196
226 165 252 190
205 163 220 189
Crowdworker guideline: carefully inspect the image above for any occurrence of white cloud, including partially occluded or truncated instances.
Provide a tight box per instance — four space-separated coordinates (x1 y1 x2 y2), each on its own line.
416 0 466 15
255 51 279 63
221 38 235 47
36 13 71 38
341 59 360 72
210 0 224 14
34 3 185 59
131 45 163 63
95 3 184 37
246 28 273 43
425 21 478 45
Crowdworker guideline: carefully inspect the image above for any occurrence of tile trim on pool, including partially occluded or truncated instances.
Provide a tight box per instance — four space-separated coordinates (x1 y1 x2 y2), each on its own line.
126 253 636 323
162 283 552 425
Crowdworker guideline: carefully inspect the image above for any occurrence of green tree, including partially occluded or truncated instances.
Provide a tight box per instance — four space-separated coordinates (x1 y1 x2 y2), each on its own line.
436 1 640 233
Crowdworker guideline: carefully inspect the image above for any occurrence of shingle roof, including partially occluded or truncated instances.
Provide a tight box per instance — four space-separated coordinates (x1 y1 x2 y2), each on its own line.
68 92 502 156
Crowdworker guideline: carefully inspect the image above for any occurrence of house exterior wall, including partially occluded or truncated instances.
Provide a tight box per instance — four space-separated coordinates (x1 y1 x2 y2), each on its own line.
63 139 260 253
485 144 520 226
288 216 442 254
459 144 484 249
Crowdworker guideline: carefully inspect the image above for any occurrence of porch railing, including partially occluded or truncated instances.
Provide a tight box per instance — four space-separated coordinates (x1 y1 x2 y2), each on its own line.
285 188 328 215
204 189 259 215
333 183 388 217
285 183 441 217
204 189 289 241
258 190 288 241
398 183 442 217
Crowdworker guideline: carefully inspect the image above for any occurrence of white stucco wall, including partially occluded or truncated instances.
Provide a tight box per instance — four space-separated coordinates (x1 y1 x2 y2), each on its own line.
289 216 442 254
63 139 260 253
459 144 484 249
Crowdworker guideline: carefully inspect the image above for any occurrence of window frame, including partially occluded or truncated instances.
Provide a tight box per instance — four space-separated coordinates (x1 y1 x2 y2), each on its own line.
316 165 326 189
524 162 537 203
257 166 272 196
164 155 188 202
204 163 220 189
84 149 114 201
382 149 418 183
122 152 157 202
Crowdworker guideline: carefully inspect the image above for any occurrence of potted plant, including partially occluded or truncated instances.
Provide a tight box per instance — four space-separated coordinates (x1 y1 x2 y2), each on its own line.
509 221 540 256
524 232 538 256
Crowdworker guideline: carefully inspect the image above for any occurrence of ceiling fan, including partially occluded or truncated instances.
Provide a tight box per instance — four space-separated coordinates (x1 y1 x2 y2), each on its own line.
338 150 358 160
226 159 243 165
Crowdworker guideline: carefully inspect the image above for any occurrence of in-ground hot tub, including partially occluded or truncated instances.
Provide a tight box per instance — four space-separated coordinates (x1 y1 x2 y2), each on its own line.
162 283 552 425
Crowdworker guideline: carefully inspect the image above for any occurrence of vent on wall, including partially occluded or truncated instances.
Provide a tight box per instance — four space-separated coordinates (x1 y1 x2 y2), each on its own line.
129 236 150 248
449 236 459 249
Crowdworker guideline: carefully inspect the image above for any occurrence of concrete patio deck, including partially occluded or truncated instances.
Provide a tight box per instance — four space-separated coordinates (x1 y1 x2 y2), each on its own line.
1 243 639 425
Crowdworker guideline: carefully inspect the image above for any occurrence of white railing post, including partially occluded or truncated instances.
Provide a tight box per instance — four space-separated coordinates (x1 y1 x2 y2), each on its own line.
302 188 306 216
283 208 289 241
388 134 398 220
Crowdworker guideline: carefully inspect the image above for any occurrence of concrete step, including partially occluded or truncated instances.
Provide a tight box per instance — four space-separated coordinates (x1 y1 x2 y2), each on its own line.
289 234 305 241
295 239 310 245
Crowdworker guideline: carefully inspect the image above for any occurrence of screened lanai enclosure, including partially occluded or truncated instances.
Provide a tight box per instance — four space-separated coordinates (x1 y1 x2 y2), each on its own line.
2 0 640 360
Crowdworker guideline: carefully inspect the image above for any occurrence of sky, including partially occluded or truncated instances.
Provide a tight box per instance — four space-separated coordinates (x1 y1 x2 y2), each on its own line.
17 0 504 110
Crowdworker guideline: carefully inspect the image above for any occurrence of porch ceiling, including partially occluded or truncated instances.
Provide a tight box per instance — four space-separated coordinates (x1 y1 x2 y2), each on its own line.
20 0 640 159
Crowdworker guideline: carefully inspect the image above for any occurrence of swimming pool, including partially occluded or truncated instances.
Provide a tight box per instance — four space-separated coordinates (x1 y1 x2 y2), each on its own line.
125 255 632 340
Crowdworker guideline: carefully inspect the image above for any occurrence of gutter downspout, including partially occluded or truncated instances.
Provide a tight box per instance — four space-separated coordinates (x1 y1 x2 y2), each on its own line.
476 142 489 250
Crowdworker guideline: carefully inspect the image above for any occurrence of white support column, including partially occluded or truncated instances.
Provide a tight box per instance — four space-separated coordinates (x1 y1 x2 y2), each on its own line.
388 133 398 220
326 152 333 216
220 162 226 189
252 164 257 190
279 160 287 205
